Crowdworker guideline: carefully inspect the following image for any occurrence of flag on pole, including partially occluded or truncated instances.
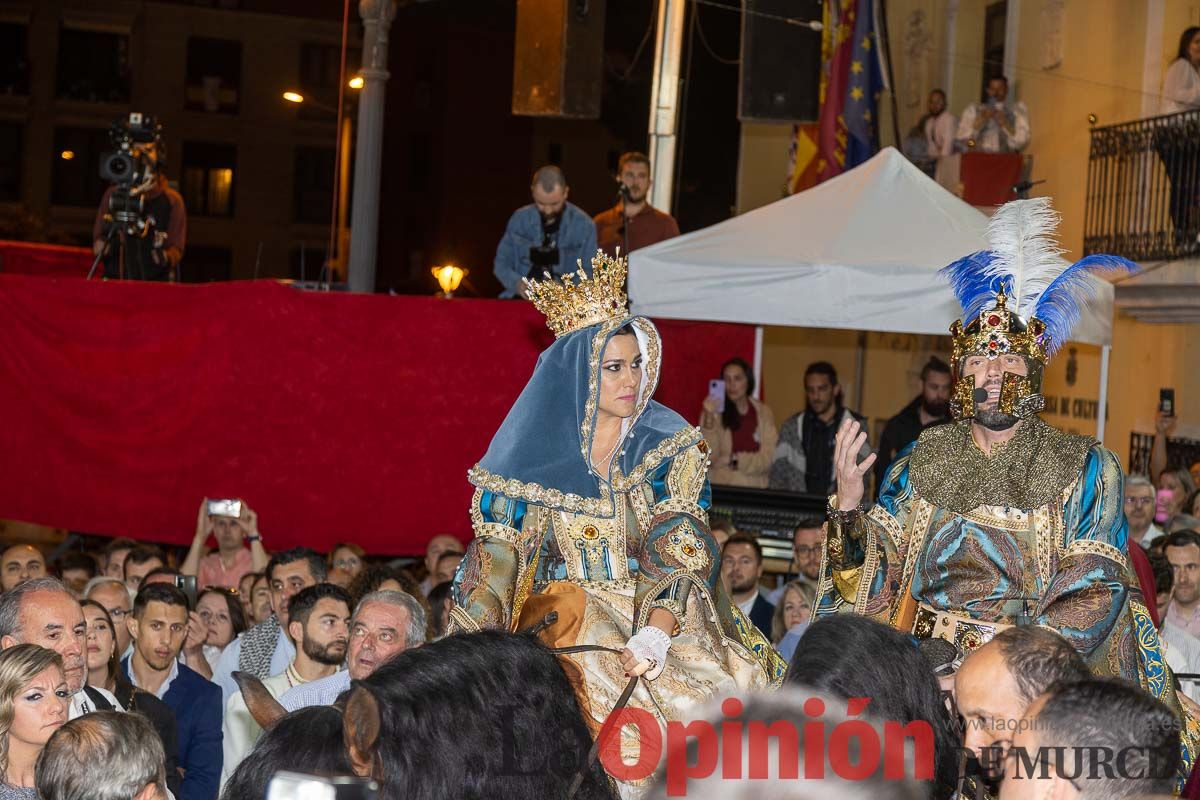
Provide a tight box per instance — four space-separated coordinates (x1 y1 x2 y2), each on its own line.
786 123 821 195
814 0 883 183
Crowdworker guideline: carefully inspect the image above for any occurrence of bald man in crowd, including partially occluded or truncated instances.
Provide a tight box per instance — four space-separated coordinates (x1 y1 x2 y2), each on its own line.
420 535 463 595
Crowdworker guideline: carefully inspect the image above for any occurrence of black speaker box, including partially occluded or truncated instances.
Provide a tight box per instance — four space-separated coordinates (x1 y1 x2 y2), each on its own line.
512 0 608 118
738 0 822 122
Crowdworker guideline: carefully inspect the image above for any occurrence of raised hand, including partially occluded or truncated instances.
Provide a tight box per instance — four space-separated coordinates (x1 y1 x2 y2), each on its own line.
194 498 211 542
833 418 876 511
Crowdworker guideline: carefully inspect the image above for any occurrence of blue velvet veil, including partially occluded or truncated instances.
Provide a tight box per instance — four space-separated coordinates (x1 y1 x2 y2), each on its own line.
468 316 701 518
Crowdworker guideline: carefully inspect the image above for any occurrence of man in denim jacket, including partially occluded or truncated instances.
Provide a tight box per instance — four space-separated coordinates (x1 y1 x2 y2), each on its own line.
493 165 597 298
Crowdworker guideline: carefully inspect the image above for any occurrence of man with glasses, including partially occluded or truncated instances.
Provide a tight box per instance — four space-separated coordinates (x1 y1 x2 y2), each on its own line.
790 524 825 585
1126 474 1163 548
767 522 825 605
85 576 135 657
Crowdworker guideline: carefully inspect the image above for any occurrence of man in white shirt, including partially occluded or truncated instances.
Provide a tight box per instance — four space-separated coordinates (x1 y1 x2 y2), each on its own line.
924 89 957 159
955 75 1030 153
278 589 426 711
1127 473 1164 547
221 583 350 785
0 577 123 718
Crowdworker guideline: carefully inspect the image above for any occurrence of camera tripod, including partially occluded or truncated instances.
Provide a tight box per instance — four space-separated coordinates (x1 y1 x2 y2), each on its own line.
87 192 166 281
86 223 125 281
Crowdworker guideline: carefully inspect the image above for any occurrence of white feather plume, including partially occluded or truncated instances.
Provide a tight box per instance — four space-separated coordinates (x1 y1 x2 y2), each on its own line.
983 197 1066 319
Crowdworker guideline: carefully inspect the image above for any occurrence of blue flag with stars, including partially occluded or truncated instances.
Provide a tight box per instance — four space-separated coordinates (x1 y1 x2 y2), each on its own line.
844 0 883 168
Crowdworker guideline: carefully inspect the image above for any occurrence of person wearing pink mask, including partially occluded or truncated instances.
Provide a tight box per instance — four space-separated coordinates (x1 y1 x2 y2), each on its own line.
1156 467 1197 530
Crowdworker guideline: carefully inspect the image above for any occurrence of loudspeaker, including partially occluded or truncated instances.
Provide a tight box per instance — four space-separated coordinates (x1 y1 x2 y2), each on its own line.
738 0 822 122
512 0 607 118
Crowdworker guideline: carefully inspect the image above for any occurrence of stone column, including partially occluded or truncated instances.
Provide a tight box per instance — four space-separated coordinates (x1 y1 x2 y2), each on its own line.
348 0 397 293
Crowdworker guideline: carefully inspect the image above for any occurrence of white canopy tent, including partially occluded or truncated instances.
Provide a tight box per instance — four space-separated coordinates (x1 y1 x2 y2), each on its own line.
629 147 1118 438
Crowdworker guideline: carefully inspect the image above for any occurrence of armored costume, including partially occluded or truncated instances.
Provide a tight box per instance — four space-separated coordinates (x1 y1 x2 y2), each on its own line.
449 253 784 798
816 199 1197 770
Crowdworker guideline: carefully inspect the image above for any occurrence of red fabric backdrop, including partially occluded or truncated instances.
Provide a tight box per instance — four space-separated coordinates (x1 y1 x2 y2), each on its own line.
0 240 92 277
0 274 753 554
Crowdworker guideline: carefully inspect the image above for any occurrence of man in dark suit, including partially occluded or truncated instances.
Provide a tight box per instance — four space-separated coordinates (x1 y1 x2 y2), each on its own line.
123 583 222 800
720 534 775 638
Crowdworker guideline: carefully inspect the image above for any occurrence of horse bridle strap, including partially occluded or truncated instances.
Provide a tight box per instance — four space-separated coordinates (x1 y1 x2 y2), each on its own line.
551 643 641 800
519 612 646 799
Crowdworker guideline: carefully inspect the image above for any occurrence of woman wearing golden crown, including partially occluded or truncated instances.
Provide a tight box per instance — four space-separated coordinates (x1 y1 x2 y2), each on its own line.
816 198 1198 780
447 252 784 797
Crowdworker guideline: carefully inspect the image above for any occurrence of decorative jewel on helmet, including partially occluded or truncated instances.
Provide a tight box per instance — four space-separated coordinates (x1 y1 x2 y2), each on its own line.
939 198 1138 421
525 250 629 338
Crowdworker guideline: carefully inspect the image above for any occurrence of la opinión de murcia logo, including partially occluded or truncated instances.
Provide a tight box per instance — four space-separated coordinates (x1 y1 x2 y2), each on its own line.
497 695 1183 796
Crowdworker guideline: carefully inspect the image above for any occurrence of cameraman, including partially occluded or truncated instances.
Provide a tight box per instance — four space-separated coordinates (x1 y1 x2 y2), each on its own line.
493 165 596 298
91 137 187 281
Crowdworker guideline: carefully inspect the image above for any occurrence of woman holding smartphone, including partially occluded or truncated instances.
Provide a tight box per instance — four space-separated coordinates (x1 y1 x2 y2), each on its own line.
700 357 777 487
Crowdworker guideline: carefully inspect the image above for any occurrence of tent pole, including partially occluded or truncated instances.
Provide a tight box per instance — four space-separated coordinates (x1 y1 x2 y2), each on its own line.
753 325 763 400
1096 345 1110 443
647 0 687 213
854 331 867 413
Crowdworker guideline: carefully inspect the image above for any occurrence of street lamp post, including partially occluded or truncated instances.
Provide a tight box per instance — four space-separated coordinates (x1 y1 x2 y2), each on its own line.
283 87 359 283
348 0 397 294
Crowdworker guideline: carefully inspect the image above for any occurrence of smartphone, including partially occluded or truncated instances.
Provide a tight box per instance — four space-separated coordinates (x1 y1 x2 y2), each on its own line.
207 498 242 518
708 379 726 414
175 574 198 608
1160 388 1176 416
267 772 378 800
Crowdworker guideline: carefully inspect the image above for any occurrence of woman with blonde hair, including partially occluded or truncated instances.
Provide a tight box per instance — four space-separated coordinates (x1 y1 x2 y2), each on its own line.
770 579 817 664
0 644 68 800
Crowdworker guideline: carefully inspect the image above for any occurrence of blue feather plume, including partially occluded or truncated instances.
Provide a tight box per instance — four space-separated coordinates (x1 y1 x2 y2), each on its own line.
939 250 1001 323
1031 254 1138 356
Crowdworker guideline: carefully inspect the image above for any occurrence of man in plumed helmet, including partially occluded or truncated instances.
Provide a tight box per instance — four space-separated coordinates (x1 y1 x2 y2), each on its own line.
814 198 1196 774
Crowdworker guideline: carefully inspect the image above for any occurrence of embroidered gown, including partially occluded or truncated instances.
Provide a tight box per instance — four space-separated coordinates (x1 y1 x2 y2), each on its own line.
448 315 784 798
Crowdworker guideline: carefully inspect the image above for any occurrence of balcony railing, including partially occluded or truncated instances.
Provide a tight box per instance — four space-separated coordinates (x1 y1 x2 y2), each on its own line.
1084 108 1200 262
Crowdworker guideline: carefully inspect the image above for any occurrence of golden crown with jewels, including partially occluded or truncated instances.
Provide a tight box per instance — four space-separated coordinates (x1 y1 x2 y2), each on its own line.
525 250 629 338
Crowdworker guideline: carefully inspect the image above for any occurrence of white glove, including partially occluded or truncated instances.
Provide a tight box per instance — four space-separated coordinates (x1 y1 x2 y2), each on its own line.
624 626 671 681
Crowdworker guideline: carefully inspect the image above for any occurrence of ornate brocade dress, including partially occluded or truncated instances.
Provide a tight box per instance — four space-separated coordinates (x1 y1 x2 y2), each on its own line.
448 315 784 798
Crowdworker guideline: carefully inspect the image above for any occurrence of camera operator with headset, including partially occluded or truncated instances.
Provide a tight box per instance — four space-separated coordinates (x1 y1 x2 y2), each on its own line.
492 165 597 299
91 113 187 281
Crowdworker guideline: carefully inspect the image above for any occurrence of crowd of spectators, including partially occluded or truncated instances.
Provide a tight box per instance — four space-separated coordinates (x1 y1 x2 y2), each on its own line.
3 457 1199 800
701 356 950 496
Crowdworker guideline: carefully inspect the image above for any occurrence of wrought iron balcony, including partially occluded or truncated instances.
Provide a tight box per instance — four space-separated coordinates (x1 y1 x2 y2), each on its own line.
1084 108 1200 262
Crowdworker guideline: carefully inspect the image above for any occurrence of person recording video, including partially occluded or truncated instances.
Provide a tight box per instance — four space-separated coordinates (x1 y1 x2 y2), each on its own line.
91 113 187 281
492 165 596 299
954 75 1030 154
